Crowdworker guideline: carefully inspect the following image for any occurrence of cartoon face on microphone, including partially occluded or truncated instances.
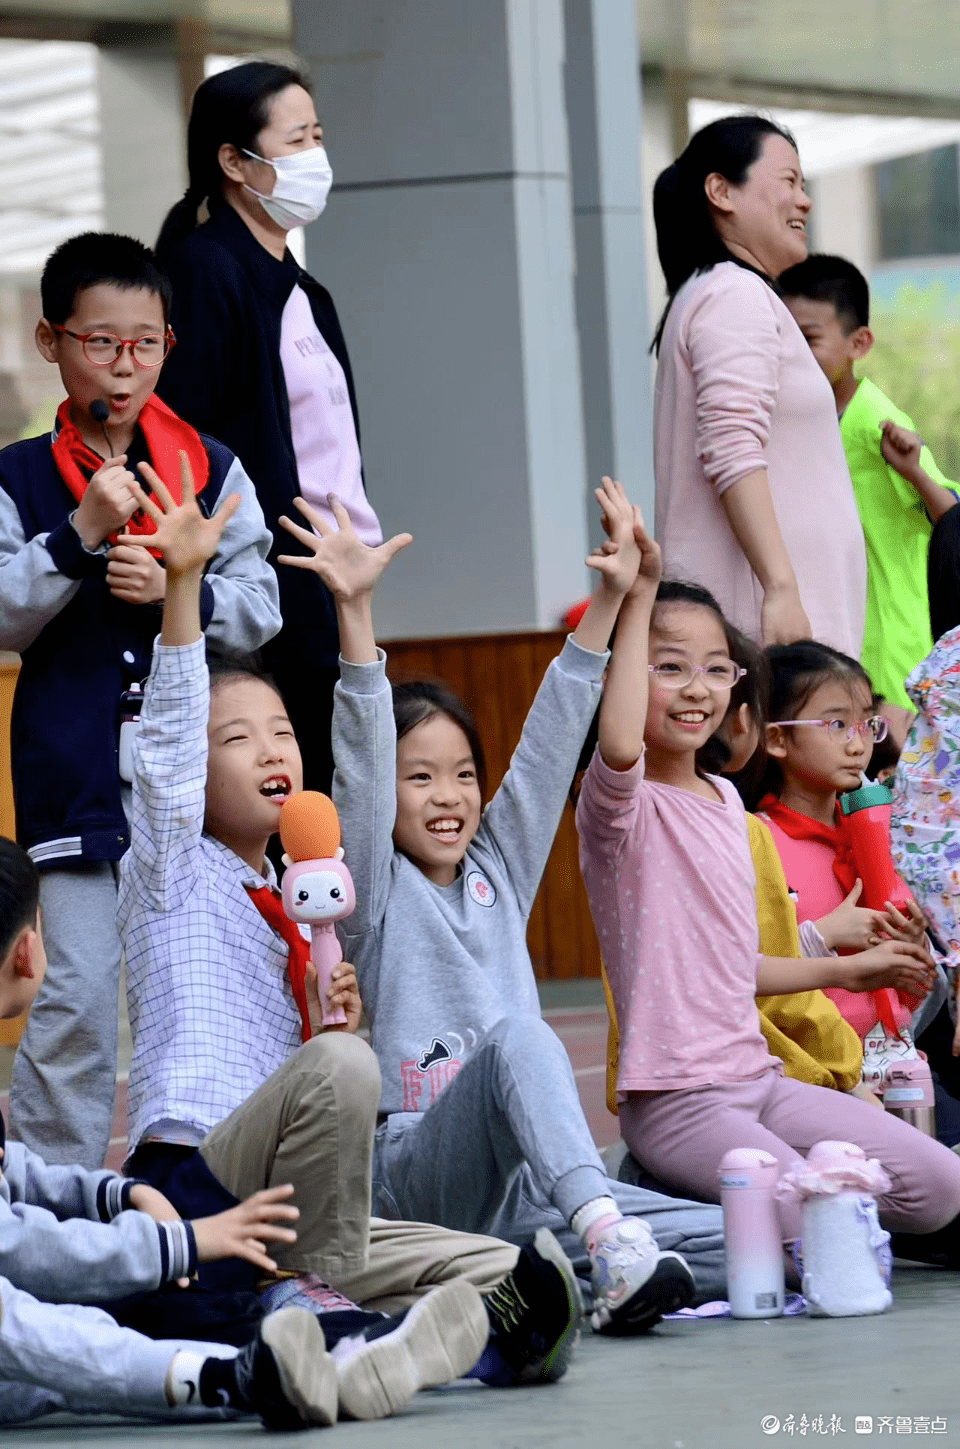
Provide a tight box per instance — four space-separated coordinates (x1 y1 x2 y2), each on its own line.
282 855 356 925
278 791 355 1028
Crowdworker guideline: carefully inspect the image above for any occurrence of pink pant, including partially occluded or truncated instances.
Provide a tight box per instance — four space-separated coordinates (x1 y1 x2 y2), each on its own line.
619 1067 960 1243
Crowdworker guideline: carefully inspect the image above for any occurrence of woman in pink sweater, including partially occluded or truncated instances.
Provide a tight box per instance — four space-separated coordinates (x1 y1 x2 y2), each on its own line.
653 115 866 657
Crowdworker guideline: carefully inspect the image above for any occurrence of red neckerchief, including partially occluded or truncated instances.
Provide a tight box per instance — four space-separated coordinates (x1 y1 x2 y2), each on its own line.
757 793 908 1037
51 395 209 555
756 795 858 897
245 885 313 1043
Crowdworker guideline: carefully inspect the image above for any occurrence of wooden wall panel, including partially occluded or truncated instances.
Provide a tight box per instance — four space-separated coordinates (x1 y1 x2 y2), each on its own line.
383 630 602 981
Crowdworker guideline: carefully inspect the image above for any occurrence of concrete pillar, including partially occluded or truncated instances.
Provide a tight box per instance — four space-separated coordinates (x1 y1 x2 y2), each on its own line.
810 167 878 273
564 0 654 526
97 43 187 246
292 0 590 637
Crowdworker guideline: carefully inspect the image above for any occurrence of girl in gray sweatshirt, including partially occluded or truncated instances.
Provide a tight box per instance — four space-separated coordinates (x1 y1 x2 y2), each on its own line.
277 480 728 1332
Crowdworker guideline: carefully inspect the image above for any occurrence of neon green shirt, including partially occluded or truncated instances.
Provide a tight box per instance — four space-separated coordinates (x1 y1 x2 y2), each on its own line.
840 377 959 710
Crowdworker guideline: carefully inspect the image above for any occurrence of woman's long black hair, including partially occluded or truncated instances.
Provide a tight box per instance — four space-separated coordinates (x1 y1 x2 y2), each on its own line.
652 113 797 353
156 59 312 264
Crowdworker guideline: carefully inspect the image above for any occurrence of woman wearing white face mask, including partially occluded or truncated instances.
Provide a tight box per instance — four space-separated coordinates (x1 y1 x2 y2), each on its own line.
156 60 381 793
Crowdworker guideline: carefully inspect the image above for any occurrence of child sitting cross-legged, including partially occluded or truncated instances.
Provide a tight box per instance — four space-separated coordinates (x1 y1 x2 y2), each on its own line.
755 640 960 1149
117 462 581 1407
276 478 729 1333
599 613 868 1151
0 834 348 1429
574 516 960 1268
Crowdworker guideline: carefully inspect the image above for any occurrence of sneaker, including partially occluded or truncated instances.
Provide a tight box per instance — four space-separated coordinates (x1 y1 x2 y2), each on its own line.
589 1216 695 1335
332 1278 489 1420
484 1228 582 1384
233 1306 338 1430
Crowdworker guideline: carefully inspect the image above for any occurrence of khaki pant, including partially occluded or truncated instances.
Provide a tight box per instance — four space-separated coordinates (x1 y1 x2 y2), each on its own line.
199 1032 517 1310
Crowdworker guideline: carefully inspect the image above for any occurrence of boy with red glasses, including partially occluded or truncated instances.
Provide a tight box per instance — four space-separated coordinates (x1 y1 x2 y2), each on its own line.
0 231 282 1170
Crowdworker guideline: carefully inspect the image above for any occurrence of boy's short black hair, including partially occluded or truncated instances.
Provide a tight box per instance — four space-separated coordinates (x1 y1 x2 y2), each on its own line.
207 650 288 710
0 837 39 962
778 253 870 332
40 231 173 328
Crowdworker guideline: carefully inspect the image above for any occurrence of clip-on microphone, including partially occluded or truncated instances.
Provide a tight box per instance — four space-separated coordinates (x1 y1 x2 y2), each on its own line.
89 399 113 458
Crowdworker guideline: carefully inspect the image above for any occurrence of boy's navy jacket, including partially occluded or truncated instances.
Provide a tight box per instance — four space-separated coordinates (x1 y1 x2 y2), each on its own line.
0 424 281 866
156 202 365 676
0 1109 196 1301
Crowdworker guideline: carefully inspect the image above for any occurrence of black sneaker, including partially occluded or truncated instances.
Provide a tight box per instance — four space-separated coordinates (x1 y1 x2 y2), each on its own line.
591 1252 696 1337
232 1306 337 1429
484 1228 583 1384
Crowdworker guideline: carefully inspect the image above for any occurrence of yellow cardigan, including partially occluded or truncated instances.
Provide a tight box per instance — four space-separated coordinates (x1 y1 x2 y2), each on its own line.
602 813 862 1114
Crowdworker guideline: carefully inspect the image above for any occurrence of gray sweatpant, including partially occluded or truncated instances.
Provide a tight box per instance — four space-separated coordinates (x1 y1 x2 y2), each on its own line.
0 1275 236 1425
10 862 122 1169
373 1016 726 1303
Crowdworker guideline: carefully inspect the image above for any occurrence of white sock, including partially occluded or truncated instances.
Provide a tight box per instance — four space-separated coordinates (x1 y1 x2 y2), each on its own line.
164 1350 208 1408
571 1195 620 1243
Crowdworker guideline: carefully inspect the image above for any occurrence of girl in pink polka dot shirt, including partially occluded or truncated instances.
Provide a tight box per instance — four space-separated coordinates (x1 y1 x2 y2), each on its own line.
575 516 960 1258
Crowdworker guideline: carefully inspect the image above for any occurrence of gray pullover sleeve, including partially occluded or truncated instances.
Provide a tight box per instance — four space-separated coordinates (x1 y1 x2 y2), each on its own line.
200 455 281 653
332 649 397 938
477 636 607 917
0 1142 195 1302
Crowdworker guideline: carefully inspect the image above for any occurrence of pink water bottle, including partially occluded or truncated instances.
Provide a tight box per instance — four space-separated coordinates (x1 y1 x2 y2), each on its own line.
884 1058 936 1136
718 1148 785 1318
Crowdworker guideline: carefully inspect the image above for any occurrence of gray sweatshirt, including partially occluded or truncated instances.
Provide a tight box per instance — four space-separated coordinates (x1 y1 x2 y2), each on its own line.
0 1132 195 1304
332 637 607 1117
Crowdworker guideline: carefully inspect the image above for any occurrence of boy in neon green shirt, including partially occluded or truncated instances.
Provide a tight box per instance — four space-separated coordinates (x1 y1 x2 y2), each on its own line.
780 254 959 716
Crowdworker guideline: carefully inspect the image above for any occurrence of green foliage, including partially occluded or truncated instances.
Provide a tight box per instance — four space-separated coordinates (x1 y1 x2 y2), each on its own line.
864 283 960 480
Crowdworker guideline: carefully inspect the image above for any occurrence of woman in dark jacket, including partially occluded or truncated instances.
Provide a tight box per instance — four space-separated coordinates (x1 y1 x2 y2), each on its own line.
156 60 381 790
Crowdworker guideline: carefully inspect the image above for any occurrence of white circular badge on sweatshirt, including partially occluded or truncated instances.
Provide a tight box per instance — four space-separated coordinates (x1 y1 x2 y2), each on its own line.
466 870 497 908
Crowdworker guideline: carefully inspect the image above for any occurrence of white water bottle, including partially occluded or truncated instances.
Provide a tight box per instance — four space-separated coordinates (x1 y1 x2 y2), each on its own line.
118 682 143 784
719 1147 785 1319
778 1141 892 1318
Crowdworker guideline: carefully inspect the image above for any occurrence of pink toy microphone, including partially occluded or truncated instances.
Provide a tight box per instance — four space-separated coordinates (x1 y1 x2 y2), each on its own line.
280 791 355 1029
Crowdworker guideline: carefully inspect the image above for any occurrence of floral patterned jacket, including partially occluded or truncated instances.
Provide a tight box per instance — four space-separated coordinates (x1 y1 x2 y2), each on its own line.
891 623 960 978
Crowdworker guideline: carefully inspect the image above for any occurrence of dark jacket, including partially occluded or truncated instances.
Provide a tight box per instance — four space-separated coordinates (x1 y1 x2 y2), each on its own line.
0 428 280 864
157 203 365 676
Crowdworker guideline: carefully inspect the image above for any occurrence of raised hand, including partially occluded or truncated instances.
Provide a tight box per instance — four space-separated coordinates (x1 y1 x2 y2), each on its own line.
114 452 240 578
191 1184 300 1275
585 477 644 598
278 495 412 601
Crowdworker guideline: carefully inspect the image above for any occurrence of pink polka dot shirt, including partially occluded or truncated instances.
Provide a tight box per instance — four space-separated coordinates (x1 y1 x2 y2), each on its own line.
576 748 773 1093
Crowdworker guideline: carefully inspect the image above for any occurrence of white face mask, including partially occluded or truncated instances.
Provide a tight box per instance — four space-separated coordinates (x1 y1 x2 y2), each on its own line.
243 145 333 231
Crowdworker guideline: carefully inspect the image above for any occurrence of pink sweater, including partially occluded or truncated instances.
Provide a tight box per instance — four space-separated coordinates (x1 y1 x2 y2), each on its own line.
576 749 773 1093
759 811 911 1041
654 263 866 658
